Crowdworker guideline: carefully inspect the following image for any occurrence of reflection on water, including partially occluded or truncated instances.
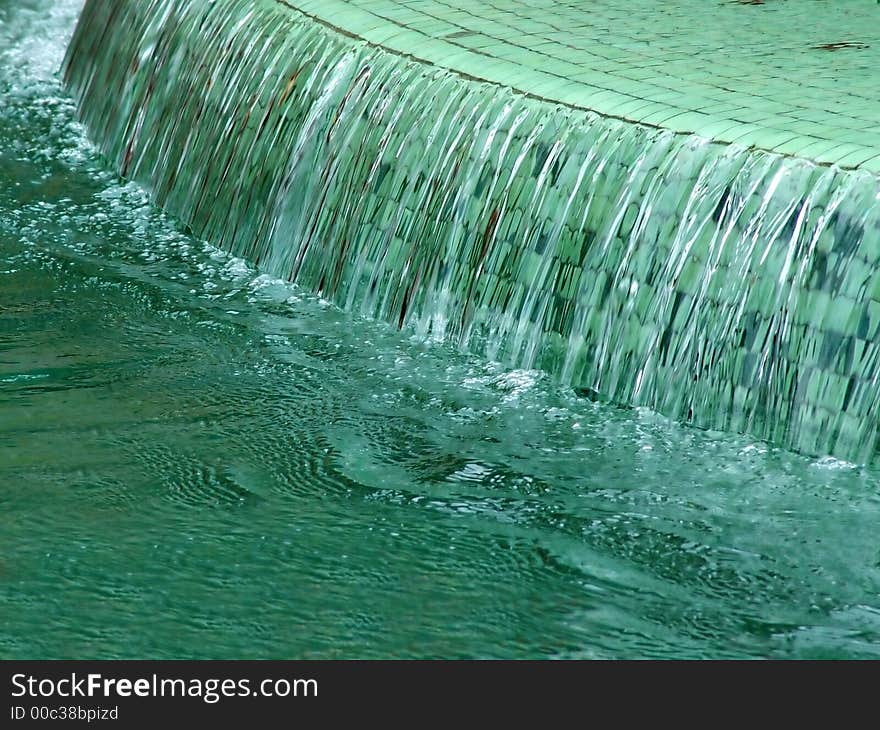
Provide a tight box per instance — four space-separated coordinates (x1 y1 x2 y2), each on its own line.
1 0 879 659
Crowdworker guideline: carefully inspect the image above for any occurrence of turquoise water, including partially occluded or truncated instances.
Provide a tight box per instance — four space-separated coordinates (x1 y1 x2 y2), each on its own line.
2 0 880 659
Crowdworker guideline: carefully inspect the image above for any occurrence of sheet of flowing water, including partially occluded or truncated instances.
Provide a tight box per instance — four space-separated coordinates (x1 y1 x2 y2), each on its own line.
63 0 880 461
2 0 880 659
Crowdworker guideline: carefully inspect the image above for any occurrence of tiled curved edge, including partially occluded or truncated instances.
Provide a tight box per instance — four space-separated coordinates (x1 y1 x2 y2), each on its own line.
288 0 880 174
64 0 880 461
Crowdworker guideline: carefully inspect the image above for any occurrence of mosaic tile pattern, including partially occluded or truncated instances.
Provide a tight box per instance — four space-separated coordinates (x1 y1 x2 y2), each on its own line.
64 0 880 460
290 0 880 172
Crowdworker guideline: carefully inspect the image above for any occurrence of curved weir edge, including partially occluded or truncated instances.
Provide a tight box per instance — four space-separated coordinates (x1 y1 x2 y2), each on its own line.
63 0 880 461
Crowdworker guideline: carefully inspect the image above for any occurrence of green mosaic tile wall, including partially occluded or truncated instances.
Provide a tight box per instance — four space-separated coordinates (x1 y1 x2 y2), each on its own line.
64 0 880 460
292 0 880 172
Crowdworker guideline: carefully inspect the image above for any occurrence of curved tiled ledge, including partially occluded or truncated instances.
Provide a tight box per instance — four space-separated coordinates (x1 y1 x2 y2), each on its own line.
64 0 880 460
287 0 880 172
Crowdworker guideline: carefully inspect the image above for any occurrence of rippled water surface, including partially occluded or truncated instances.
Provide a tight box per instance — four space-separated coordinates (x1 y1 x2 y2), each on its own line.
2 0 880 659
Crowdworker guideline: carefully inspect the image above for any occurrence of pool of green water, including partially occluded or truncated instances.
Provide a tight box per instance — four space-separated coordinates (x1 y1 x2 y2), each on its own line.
2 0 880 659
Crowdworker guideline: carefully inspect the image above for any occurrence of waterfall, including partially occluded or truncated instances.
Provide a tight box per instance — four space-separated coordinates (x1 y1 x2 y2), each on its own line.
64 0 880 460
